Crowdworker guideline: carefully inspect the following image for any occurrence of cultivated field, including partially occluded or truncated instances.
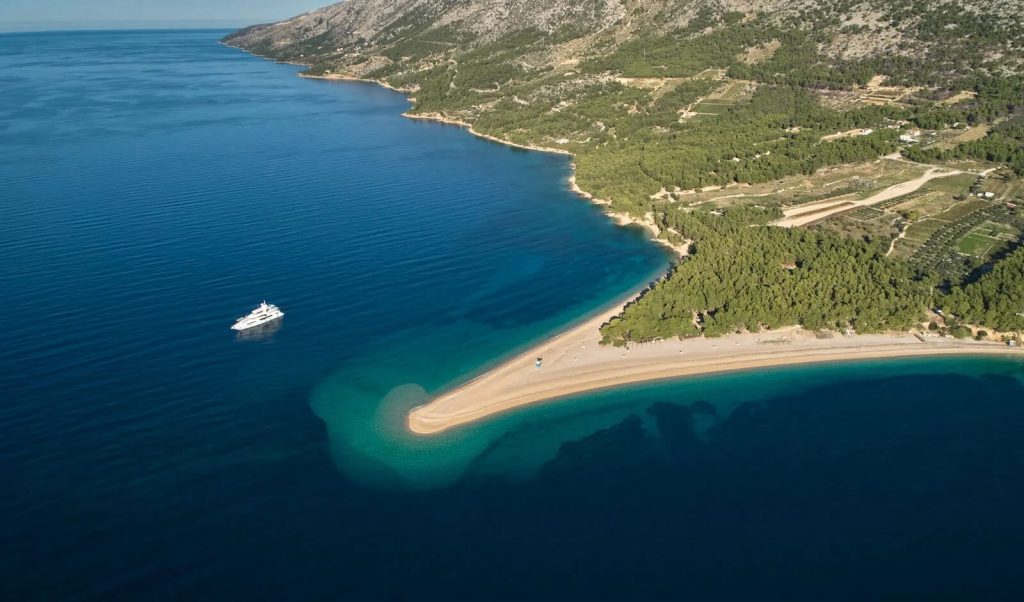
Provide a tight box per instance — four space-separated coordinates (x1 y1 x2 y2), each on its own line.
679 159 933 209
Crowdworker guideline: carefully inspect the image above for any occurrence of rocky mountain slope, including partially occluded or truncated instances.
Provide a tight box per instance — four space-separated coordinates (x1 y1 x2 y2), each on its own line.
226 0 1022 77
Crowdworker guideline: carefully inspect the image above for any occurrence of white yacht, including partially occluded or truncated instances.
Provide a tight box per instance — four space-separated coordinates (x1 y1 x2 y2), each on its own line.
232 301 284 331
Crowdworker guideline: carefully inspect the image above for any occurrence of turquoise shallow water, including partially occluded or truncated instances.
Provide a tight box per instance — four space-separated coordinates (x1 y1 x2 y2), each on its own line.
324 351 1024 489
3 29 1024 600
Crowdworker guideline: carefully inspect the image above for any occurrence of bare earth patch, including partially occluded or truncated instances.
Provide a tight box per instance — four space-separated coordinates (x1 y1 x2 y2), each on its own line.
773 168 964 228
739 39 780 64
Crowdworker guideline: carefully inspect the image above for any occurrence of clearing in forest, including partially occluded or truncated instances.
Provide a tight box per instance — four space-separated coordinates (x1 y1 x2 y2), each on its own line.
688 79 753 115
675 160 931 209
926 124 991 150
958 221 1021 257
773 168 963 228
816 75 919 110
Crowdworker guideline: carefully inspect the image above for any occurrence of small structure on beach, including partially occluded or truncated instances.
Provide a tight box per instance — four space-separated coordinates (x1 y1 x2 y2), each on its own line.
535 357 543 368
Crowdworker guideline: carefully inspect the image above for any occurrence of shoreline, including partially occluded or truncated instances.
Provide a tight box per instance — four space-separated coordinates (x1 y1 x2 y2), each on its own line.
298 71 421 97
401 111 574 157
297 71 689 257
408 291 1021 434
224 47 1021 437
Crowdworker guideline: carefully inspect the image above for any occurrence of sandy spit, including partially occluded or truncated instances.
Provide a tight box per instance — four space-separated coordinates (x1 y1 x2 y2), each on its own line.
408 294 1020 434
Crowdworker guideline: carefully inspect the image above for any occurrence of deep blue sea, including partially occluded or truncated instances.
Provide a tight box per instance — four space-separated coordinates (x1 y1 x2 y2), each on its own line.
2 29 1024 601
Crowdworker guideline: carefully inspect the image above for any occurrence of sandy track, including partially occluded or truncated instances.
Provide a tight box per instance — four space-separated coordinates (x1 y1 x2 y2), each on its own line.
773 168 961 228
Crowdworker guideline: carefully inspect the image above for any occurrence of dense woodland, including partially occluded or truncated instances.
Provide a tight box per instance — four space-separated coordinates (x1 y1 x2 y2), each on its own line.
941 248 1024 333
573 86 901 209
601 208 927 344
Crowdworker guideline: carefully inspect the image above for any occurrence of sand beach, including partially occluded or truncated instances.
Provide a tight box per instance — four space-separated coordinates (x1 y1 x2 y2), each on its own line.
409 297 1019 434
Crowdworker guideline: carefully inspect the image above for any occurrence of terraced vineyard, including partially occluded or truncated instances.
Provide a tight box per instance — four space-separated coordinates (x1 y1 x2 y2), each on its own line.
846 206 885 220
873 191 928 212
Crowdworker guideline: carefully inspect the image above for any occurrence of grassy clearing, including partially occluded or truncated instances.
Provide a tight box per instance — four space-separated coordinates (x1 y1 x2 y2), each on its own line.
957 232 996 256
927 124 991 150
971 220 1018 239
711 80 753 101
812 210 900 245
688 79 753 115
900 201 1019 280
920 172 977 196
739 40 781 65
955 219 1020 257
939 90 977 105
692 102 733 115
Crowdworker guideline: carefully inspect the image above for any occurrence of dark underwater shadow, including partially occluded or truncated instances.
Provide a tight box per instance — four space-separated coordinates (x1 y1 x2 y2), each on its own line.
443 370 1024 601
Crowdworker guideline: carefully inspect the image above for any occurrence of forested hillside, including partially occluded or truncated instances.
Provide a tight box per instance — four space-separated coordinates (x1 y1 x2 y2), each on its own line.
601 210 928 344
226 0 1024 340
941 247 1024 333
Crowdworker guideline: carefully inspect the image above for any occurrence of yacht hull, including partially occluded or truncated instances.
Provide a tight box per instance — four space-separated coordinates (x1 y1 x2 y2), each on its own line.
231 302 284 331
